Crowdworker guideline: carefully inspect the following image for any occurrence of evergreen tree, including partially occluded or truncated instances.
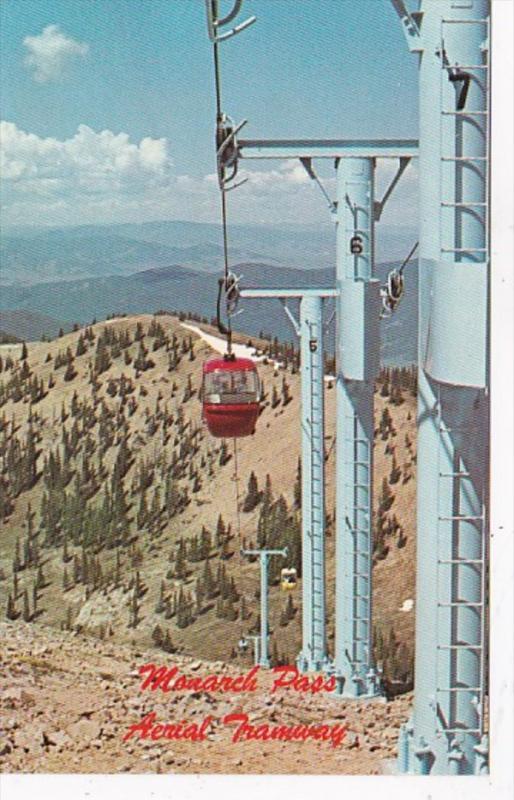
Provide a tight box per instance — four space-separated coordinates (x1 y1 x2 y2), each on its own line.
293 457 302 509
202 557 216 599
215 514 227 548
162 629 175 653
174 539 188 580
389 454 402 485
76 334 87 357
242 471 261 512
6 593 17 620
22 588 30 622
137 489 148 530
152 624 164 647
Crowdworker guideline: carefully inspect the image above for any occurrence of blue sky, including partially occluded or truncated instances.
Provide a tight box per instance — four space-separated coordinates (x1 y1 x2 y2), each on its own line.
1 0 419 232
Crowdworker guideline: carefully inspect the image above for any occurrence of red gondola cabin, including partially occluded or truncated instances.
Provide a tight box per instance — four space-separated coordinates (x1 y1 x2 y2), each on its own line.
201 357 261 437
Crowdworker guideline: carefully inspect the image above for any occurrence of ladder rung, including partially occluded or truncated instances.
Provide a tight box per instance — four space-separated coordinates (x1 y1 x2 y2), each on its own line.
437 687 482 693
442 156 487 161
437 644 483 650
438 559 483 565
439 515 483 521
344 483 369 490
441 248 487 253
442 110 487 116
438 602 483 608
439 471 471 477
442 728 482 734
442 18 490 24
441 202 487 207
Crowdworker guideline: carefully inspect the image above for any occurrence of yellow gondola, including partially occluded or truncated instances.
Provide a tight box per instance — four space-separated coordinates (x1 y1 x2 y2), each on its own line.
281 567 297 591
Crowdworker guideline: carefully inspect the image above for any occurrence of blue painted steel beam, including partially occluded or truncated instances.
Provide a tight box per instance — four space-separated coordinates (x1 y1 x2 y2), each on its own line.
238 138 418 159
240 286 329 670
243 548 287 668
297 295 328 672
334 157 381 699
390 0 490 775
241 288 337 298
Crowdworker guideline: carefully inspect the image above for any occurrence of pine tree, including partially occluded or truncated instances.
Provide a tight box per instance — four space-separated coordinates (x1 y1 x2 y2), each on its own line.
200 526 211 560
174 539 188 580
22 588 30 622
176 587 191 629
215 514 227 547
36 565 45 590
202 558 216 599
152 624 164 647
389 454 402 485
162 629 175 653
242 471 261 513
76 334 87 357
6 593 17 620
129 589 140 629
137 489 148 530
293 457 302 509
155 580 166 614
195 578 205 615
379 477 394 513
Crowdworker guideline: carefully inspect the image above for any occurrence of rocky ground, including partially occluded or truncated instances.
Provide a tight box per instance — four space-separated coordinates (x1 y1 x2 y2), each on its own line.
0 621 411 775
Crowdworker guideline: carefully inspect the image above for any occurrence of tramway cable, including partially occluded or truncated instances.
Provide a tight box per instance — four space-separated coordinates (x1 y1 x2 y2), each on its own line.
204 0 262 658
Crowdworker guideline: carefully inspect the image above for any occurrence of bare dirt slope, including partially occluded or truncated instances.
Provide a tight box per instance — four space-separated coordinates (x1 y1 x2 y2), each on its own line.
0 620 411 774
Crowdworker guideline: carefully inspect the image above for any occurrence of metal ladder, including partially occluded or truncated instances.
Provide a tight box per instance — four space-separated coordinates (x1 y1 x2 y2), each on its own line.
343 412 372 677
435 419 487 741
308 320 325 661
440 17 489 262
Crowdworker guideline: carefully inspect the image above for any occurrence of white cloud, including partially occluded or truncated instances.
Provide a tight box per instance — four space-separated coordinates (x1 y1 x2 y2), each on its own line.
0 121 418 242
0 122 174 226
23 24 89 83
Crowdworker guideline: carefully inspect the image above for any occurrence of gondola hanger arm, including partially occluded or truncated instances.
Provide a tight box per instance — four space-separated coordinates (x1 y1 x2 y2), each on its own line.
217 117 248 191
205 0 256 43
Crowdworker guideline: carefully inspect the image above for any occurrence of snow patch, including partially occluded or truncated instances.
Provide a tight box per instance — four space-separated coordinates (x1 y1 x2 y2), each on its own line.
181 322 335 382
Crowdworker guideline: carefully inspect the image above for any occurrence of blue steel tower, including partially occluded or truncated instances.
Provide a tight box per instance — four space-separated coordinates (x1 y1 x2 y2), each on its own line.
391 0 490 774
334 157 381 697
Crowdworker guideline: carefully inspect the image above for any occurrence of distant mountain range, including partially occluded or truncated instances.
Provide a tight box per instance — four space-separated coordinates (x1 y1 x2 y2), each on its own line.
0 259 418 366
0 310 73 342
1 219 417 285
